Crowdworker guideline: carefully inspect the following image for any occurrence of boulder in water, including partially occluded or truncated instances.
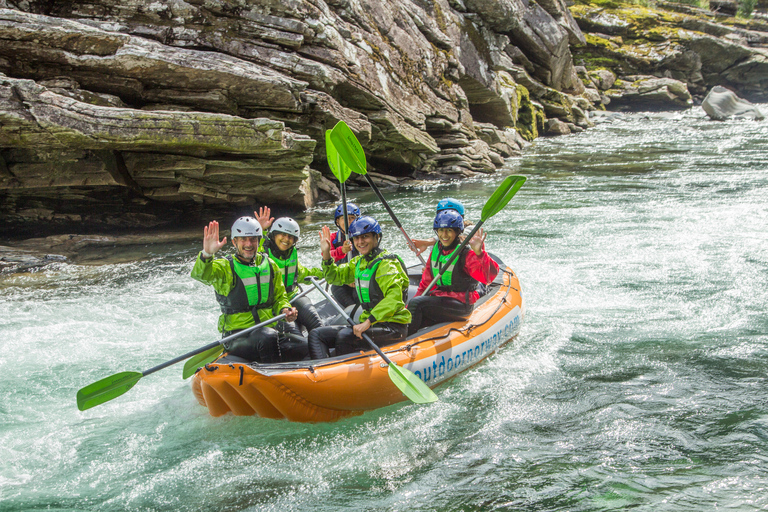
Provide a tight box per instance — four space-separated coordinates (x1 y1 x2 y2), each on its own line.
702 86 764 121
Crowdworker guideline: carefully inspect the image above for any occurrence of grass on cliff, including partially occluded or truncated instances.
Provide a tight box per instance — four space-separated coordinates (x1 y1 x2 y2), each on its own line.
573 0 757 18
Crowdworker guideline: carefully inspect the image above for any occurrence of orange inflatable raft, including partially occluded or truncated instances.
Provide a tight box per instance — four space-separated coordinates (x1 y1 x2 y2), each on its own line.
191 258 524 422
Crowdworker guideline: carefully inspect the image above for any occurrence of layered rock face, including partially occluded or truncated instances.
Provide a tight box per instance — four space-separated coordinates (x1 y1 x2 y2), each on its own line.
570 1 768 106
0 0 586 235
2 0 767 238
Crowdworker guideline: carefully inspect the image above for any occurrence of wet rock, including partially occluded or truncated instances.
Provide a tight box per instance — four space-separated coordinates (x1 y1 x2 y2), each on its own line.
605 76 693 111
571 3 768 102
545 118 571 135
708 0 738 16
702 85 765 120
589 69 617 91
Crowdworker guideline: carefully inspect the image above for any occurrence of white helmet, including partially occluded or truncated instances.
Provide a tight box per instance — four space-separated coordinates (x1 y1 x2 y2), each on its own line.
231 216 262 238
271 217 300 238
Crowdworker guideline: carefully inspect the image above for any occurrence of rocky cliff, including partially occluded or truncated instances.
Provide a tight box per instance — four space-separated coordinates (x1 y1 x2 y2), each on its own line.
0 0 570 235
570 0 768 108
0 0 766 238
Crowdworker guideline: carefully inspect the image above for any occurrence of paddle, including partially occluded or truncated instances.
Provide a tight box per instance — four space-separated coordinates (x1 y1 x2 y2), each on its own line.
328 121 426 266
417 174 527 298
179 279 325 379
76 312 289 411
307 277 438 404
326 129 353 262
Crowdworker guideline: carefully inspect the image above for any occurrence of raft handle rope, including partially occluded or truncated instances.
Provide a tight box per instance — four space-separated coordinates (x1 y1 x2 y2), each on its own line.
243 270 519 371
403 268 517 350
239 365 244 386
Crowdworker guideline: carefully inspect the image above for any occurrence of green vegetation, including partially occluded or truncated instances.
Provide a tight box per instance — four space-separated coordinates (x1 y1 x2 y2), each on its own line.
738 0 757 17
573 0 755 16
514 85 545 141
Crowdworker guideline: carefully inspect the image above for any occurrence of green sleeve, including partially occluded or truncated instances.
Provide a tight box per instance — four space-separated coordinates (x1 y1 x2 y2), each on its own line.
321 255 358 286
190 252 234 296
297 262 324 283
268 258 293 316
365 258 411 325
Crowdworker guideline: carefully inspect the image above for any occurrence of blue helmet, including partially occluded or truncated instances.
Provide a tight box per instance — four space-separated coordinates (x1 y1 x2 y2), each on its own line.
349 216 382 238
434 209 464 233
334 202 361 219
436 198 465 217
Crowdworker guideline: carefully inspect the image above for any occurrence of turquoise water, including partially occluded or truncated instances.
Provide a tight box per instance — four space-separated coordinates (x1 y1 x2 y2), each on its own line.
1 107 767 510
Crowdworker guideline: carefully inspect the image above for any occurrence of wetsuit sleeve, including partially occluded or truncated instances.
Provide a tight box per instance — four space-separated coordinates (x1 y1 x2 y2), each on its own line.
367 259 411 325
322 255 356 286
190 253 234 296
464 245 500 285
297 262 324 283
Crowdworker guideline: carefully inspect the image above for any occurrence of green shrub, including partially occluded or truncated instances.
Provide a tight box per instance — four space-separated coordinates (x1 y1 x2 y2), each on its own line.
738 0 756 17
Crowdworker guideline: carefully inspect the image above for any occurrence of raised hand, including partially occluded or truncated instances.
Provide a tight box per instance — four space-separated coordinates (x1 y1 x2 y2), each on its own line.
254 206 274 230
319 225 333 260
203 220 228 256
468 228 486 255
410 238 435 256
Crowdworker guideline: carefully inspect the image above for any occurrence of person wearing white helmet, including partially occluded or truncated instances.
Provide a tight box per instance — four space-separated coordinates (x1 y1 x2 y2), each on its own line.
190 216 299 363
257 209 324 356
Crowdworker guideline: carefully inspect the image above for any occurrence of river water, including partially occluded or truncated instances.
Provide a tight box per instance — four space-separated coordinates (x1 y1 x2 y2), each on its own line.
1 107 767 511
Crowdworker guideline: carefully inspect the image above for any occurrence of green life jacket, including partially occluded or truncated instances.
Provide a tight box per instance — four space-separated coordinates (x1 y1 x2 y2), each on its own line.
267 246 298 295
429 243 476 293
355 250 407 312
215 255 275 315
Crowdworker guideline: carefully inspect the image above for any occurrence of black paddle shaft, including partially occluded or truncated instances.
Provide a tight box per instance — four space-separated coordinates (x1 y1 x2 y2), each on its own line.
362 175 426 266
308 277 394 365
142 313 288 377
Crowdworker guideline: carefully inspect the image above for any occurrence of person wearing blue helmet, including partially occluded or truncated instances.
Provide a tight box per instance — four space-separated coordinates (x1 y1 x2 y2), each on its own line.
410 198 467 256
436 197 465 216
308 216 411 358
407 209 499 336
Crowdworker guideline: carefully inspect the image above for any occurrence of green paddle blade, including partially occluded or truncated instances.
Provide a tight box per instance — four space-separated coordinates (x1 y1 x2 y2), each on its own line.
76 371 143 411
182 345 223 379
481 175 527 221
388 363 438 404
326 129 352 183
329 121 367 175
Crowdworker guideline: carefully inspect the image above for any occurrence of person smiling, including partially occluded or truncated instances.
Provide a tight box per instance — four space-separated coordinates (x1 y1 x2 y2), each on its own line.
407 208 499 336
190 216 298 363
307 216 411 359
259 214 324 359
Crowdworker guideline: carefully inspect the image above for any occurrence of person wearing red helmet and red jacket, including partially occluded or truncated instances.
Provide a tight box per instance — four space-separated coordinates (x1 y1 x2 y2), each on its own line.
329 202 361 262
328 202 362 308
407 209 499 336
